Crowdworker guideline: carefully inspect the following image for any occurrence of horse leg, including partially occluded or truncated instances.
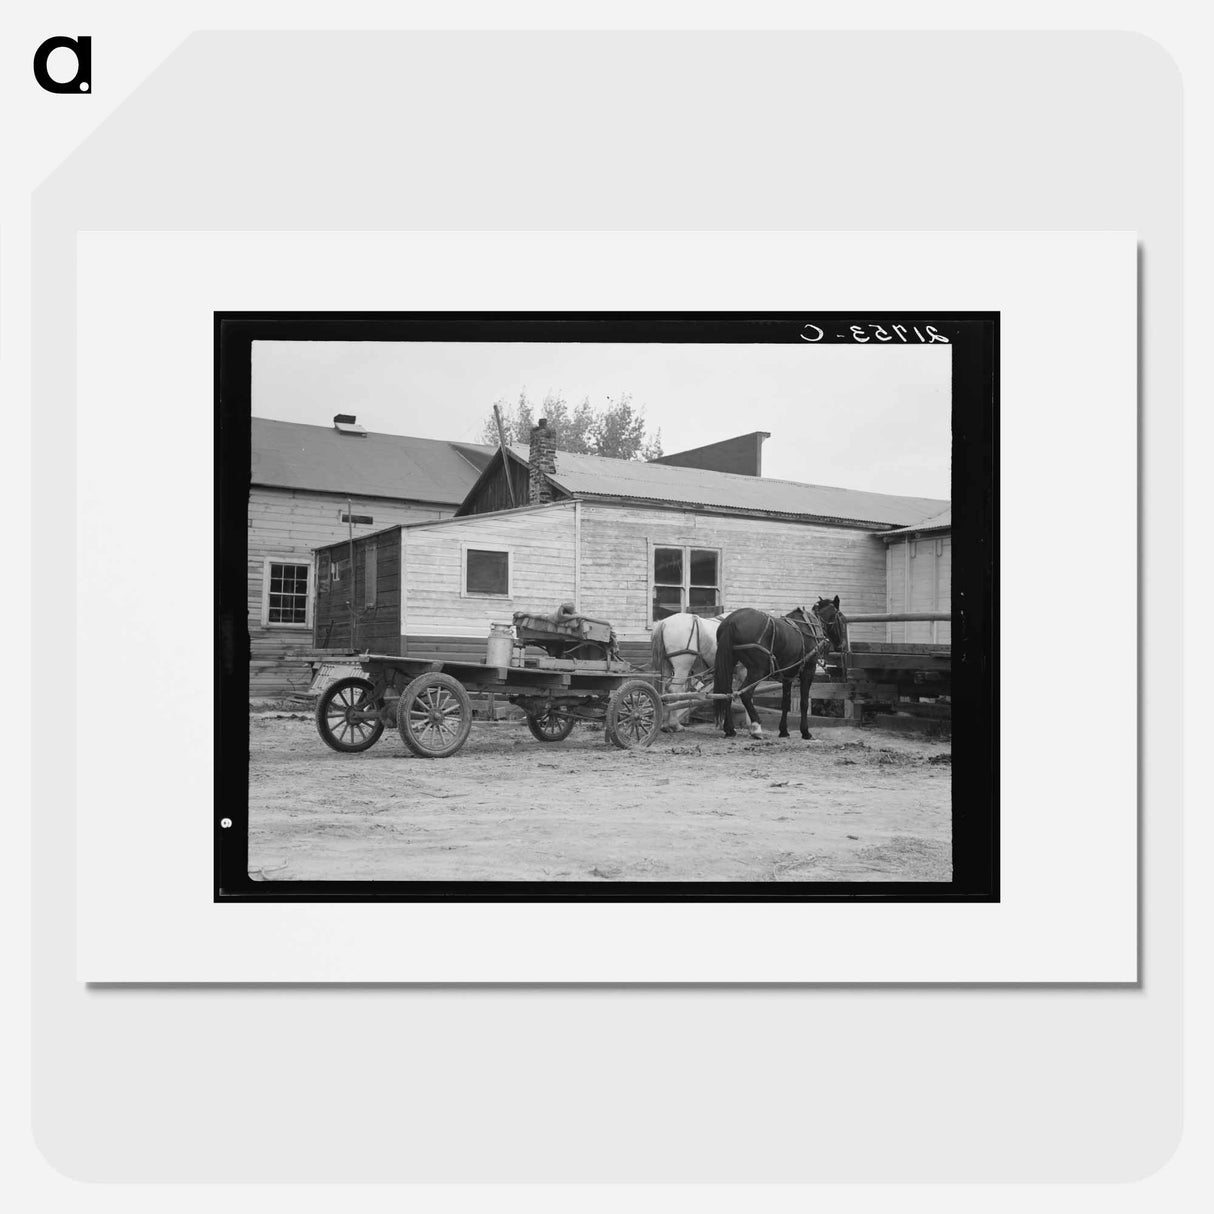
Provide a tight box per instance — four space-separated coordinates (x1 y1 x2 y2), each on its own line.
723 661 758 738
663 655 690 731
741 685 763 737
800 667 813 740
778 677 792 738
660 655 679 728
721 658 739 738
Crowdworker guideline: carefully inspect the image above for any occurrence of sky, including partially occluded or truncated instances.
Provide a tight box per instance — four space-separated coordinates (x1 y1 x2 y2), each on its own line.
252 340 952 500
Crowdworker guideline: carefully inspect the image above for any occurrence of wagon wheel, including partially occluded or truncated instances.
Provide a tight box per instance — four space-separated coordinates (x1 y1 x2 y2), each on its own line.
526 707 576 743
605 679 663 750
397 672 473 759
316 676 385 753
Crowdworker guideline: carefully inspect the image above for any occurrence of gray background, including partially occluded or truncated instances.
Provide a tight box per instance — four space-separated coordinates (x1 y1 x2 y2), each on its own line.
32 31 1180 1180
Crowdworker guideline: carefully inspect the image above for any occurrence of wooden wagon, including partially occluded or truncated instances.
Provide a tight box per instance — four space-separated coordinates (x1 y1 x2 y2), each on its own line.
314 607 661 758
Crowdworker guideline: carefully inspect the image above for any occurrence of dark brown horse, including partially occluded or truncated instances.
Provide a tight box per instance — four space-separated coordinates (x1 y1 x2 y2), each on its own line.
712 598 846 739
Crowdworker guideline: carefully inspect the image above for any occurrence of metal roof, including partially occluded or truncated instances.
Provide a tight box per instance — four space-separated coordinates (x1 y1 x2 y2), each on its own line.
880 506 952 537
251 418 485 503
448 442 497 473
505 446 947 528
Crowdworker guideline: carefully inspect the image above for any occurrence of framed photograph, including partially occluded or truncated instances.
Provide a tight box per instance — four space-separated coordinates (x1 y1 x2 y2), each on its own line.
43 18 1165 1176
74 228 1134 982
216 311 996 901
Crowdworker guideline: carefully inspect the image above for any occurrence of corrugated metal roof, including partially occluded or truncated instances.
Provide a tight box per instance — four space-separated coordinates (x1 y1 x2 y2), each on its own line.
506 446 947 528
251 418 484 503
448 442 497 473
881 506 952 536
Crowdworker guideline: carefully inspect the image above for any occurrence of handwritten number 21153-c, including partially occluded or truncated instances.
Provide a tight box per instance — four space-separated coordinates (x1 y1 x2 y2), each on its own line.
800 323 950 343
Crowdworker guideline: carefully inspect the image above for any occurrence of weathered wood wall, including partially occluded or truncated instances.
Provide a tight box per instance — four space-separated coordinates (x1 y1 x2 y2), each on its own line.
248 487 451 695
312 526 405 657
458 454 533 516
573 503 891 661
401 502 578 660
885 534 952 643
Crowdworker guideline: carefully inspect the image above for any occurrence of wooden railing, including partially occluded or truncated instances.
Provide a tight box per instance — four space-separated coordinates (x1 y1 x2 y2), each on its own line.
841 611 951 624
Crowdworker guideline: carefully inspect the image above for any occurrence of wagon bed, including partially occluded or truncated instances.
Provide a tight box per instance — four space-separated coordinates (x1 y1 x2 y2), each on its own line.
315 651 664 758
356 652 639 685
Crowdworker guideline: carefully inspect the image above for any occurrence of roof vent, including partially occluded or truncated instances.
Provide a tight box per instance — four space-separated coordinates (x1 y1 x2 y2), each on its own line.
333 413 366 437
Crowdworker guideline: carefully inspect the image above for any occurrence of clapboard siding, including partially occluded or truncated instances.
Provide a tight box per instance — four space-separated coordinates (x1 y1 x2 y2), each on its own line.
314 533 406 656
575 503 890 643
249 488 451 694
313 526 409 657
402 503 578 640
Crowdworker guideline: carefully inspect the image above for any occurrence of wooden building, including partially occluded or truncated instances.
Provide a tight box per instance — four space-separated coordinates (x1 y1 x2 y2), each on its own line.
312 426 949 667
313 502 580 663
248 416 488 694
881 507 952 643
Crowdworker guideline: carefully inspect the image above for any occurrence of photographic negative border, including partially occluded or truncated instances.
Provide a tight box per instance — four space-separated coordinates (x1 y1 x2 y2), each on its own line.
216 311 997 902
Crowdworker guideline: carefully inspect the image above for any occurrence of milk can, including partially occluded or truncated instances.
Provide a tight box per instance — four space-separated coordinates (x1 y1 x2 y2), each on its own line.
485 623 514 667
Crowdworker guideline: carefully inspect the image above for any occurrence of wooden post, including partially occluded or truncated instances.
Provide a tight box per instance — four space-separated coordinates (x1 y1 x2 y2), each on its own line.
347 496 357 650
493 404 516 507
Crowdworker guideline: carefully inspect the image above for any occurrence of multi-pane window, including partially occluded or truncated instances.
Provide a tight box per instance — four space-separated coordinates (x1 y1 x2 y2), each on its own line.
464 547 510 596
652 546 721 621
265 561 310 625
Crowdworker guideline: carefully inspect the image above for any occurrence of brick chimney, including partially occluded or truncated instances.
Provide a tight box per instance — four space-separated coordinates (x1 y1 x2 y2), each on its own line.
528 418 556 504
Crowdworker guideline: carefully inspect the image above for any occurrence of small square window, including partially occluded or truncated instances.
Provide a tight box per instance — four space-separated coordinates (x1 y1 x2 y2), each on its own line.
465 548 509 596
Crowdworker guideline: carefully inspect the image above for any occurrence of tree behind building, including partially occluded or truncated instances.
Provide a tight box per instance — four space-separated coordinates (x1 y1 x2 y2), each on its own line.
482 391 662 460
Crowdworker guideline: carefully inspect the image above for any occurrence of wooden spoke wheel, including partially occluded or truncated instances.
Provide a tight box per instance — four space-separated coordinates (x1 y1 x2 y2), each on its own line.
397 672 473 759
526 708 577 743
605 679 663 750
316 676 385 753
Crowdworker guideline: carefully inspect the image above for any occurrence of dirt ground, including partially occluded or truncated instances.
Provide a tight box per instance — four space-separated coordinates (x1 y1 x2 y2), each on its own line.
247 709 952 883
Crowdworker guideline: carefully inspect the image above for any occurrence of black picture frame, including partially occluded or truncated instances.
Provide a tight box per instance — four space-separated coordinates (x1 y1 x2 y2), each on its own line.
216 312 997 902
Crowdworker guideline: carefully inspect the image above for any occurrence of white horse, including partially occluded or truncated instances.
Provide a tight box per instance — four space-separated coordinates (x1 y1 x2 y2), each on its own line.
651 611 730 731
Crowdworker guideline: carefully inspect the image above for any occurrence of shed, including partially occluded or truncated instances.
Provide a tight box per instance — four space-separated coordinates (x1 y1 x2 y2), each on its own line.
312 502 580 662
880 507 952 643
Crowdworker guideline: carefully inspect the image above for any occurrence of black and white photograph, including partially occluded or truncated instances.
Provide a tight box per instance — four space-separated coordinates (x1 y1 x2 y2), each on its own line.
217 312 996 899
19 4 1184 1191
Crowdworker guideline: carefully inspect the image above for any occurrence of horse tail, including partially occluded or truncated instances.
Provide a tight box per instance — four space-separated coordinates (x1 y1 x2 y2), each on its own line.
650 619 669 686
713 618 736 728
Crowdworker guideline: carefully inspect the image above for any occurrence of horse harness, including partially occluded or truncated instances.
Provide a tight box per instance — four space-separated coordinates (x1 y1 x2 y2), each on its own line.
661 613 727 678
732 610 832 694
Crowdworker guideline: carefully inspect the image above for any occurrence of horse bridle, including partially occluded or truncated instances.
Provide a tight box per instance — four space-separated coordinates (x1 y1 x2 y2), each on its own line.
806 601 845 652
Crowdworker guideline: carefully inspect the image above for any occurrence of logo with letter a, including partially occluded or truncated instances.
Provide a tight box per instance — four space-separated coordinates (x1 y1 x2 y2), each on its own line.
33 35 91 93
